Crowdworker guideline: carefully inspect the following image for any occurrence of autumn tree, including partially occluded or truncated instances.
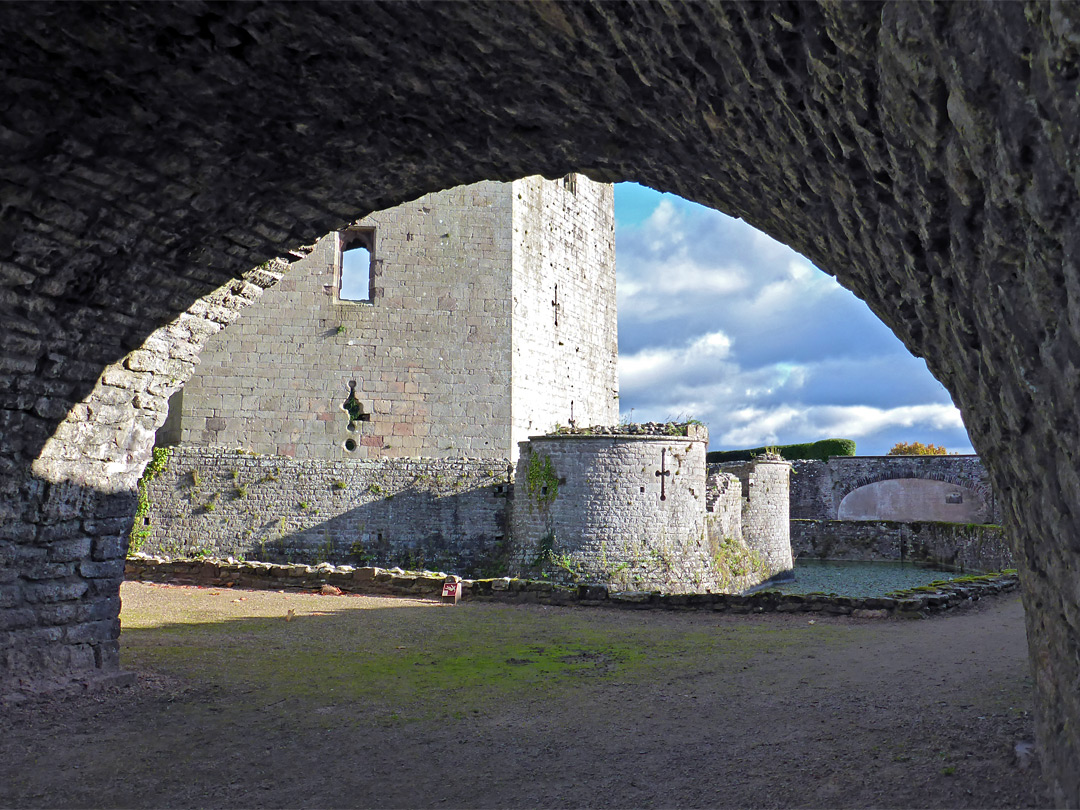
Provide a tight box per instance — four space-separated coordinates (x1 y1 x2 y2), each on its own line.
887 441 948 455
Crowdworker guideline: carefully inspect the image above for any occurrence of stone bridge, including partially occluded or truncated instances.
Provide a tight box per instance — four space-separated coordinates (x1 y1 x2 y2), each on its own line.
791 455 999 524
3 2 1080 803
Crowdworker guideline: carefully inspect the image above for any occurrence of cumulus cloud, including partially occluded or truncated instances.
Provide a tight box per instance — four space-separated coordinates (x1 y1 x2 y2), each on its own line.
714 403 966 448
614 184 975 455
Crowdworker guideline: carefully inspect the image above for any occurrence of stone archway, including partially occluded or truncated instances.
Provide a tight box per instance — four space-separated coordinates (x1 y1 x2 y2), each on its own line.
3 2 1080 803
836 469 987 506
838 479 989 523
832 458 998 523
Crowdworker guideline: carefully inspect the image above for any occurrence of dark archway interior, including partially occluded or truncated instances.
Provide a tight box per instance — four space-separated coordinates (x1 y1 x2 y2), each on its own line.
3 2 1080 803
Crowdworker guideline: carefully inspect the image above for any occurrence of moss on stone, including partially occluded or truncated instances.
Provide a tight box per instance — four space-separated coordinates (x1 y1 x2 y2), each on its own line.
129 446 172 556
711 535 769 593
525 451 559 506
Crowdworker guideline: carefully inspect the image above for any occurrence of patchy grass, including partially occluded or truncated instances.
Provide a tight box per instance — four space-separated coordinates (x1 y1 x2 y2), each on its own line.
1 584 1044 809
120 583 848 726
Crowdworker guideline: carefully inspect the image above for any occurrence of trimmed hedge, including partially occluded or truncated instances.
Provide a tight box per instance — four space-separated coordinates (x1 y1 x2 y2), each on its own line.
706 438 856 463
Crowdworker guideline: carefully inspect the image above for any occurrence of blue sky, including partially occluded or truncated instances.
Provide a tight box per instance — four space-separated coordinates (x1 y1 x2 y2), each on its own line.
614 183 975 456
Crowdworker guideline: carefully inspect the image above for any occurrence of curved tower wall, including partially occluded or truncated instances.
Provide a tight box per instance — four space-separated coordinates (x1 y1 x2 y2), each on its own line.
510 434 719 593
714 459 793 578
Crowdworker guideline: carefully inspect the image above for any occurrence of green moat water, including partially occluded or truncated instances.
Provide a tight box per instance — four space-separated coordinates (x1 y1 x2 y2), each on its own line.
768 559 965 598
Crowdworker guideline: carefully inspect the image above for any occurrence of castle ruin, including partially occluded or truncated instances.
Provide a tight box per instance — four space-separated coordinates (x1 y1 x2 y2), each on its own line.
159 175 618 460
144 179 792 590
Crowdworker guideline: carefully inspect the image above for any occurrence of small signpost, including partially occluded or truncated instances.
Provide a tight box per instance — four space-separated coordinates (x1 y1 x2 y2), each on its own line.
441 581 461 605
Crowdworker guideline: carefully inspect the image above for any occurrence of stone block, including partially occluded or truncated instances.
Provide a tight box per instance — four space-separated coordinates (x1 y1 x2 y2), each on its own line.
79 560 126 579
36 601 89 626
23 562 77 581
64 620 119 644
88 597 122 622
83 517 133 537
0 608 37 632
92 535 126 561
101 367 150 390
90 639 122 671
23 580 89 604
46 536 93 562
610 590 654 607
39 520 84 543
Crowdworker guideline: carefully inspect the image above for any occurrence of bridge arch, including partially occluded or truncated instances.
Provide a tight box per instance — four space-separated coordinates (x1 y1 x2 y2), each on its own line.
836 469 982 506
837 478 990 524
3 2 1080 802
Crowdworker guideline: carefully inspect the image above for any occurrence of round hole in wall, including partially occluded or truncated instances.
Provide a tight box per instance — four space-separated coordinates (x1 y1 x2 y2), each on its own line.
346 421 357 432
345 439 357 451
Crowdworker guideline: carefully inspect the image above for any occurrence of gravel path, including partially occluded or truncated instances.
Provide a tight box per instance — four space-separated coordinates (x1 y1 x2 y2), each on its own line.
0 582 1050 809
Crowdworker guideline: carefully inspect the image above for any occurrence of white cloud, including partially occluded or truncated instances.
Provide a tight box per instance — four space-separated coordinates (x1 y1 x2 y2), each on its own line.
619 330 733 391
715 403 966 448
613 184 975 455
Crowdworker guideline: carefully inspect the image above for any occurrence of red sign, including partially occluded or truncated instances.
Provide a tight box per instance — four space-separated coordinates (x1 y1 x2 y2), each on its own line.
442 582 460 597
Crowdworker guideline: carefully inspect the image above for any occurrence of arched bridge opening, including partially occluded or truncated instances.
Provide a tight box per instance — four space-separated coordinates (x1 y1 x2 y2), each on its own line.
3 3 1080 802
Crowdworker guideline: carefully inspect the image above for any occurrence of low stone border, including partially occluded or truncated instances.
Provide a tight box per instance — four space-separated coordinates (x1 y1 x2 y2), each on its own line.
124 554 1020 619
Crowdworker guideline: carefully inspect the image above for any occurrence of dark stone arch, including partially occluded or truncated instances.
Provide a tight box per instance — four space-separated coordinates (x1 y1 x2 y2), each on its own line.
3 2 1080 802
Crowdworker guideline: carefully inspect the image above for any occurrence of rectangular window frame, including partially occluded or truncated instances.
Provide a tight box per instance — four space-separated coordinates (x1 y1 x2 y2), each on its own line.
337 226 377 304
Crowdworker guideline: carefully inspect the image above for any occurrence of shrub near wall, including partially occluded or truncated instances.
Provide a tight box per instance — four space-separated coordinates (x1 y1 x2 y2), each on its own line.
140 447 512 577
706 439 855 463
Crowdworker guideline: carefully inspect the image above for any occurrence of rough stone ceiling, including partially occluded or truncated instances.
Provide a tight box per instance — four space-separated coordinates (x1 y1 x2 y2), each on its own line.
5 2 1080 803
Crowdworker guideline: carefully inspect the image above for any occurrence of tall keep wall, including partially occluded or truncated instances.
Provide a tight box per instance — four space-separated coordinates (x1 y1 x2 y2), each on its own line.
510 176 618 448
177 182 516 460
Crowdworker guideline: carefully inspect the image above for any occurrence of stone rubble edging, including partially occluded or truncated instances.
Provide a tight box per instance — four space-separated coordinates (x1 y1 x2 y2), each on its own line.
123 553 1020 619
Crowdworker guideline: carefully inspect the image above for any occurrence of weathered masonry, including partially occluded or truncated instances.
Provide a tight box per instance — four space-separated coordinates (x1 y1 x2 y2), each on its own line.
712 458 793 578
5 4 1080 803
145 177 615 575
791 519 1014 574
788 454 1011 572
160 177 617 461
141 447 510 577
790 455 999 524
509 426 791 594
143 424 792 594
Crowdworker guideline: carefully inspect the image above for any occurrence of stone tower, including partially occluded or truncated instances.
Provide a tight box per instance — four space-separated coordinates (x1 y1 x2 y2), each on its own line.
160 175 618 460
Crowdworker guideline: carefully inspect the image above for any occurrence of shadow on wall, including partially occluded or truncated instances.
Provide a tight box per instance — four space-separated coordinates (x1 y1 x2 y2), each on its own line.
2 480 136 686
155 486 509 578
251 488 510 577
140 448 512 579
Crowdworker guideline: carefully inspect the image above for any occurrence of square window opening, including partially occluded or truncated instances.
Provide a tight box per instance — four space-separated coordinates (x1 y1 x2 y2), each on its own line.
338 228 375 302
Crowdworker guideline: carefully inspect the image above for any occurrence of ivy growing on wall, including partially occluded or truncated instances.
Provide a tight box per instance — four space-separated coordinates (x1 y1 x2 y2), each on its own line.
525 451 559 505
129 446 172 555
711 535 769 592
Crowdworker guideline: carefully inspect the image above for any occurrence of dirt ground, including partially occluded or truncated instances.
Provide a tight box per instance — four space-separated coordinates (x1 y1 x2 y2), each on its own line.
0 582 1052 809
